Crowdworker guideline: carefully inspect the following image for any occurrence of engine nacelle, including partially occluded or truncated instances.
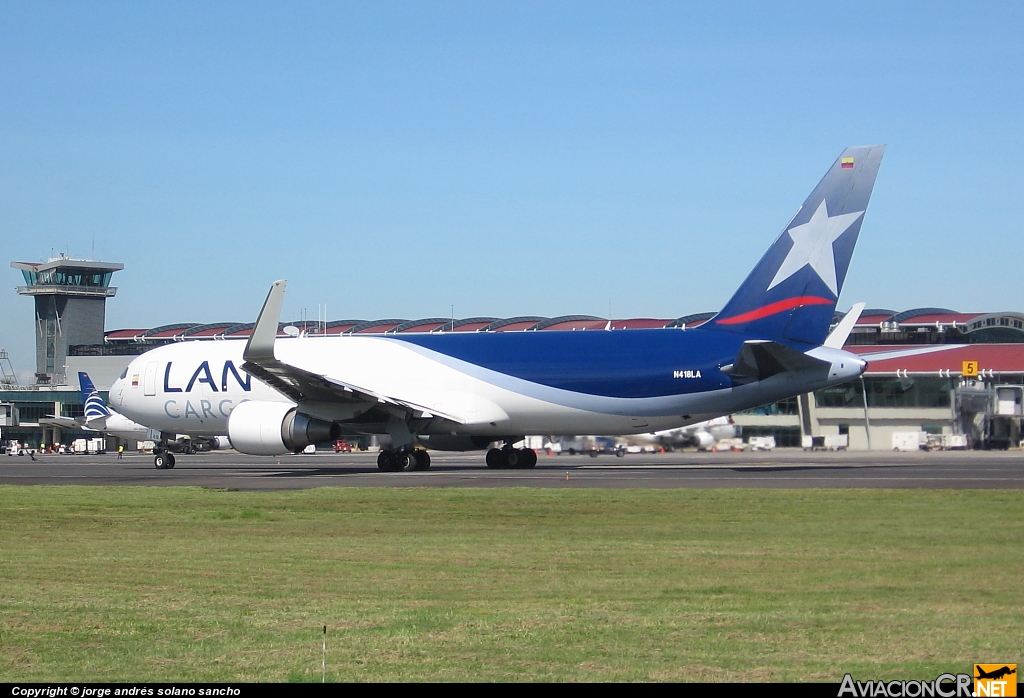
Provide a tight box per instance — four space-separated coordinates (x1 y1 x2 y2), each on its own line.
211 435 233 450
227 401 339 456
416 435 494 451
693 431 715 451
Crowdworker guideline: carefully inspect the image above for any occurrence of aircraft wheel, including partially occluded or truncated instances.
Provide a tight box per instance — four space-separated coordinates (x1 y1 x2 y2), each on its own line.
521 449 537 469
398 451 418 471
377 450 397 471
154 454 166 469
414 450 431 471
486 448 502 468
165 453 176 469
504 449 519 468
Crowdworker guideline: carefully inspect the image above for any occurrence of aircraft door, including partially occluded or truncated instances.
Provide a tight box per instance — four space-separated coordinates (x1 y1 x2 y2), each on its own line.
144 362 159 396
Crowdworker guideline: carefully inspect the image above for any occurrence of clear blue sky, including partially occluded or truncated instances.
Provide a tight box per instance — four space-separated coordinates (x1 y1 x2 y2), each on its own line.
2 2 1022 377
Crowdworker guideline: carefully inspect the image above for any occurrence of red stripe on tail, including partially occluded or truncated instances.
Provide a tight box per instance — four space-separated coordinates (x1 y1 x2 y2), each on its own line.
715 296 833 325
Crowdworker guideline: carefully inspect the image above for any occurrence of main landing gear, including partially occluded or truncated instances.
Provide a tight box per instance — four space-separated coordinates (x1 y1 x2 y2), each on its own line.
486 447 537 469
377 449 431 472
154 452 176 469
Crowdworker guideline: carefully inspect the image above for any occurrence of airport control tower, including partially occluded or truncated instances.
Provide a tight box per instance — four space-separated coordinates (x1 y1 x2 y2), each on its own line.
12 256 123 385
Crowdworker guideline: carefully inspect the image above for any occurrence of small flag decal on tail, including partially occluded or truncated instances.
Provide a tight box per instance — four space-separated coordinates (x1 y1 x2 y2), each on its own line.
841 157 855 169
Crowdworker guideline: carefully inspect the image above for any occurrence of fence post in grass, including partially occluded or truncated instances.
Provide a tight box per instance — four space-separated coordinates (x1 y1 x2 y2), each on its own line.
322 624 327 683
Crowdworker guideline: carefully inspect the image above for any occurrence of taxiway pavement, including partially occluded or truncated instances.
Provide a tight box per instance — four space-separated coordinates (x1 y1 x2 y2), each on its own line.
2 449 1023 490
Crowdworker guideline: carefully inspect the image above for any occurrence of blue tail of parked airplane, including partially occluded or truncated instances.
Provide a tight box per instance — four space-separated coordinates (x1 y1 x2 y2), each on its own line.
711 145 885 346
79 372 111 421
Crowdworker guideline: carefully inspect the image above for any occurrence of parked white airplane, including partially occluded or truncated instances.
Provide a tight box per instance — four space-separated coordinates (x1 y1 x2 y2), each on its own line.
111 146 884 471
627 416 738 451
43 372 229 463
41 372 163 443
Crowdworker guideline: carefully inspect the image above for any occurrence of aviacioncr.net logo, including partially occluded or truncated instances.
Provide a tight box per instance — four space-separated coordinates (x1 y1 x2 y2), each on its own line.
974 665 1017 697
839 673 973 697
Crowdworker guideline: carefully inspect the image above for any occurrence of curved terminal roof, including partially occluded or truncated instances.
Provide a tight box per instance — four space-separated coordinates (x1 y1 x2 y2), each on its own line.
851 343 1024 375
889 307 960 323
105 308 1024 346
666 312 717 329
533 315 605 331
450 317 499 332
105 329 149 341
323 320 364 335
348 319 406 334
222 323 255 337
393 318 454 333
611 318 672 329
141 323 202 339
480 316 547 332
181 323 239 338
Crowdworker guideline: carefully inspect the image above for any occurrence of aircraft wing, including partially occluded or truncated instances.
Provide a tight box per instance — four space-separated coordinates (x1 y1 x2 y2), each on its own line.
40 416 85 430
240 281 469 424
84 415 110 431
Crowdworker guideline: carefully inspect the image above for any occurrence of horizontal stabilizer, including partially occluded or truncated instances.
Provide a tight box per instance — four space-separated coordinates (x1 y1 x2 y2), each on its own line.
84 416 110 431
726 340 829 384
40 416 85 430
824 302 866 349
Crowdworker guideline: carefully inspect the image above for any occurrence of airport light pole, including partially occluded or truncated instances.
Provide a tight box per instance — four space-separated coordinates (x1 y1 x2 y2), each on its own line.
860 376 873 450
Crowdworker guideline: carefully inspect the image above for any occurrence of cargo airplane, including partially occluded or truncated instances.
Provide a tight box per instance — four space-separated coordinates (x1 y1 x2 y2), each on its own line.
111 146 884 470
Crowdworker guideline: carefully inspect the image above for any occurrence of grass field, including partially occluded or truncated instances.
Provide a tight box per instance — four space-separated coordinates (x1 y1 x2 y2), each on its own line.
0 485 1020 681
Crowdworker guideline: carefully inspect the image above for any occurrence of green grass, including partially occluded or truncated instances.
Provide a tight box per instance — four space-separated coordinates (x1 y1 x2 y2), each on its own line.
0 486 1020 681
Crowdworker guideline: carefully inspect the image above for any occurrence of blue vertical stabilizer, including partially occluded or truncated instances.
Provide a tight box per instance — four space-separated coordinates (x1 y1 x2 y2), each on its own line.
710 145 885 346
79 372 111 420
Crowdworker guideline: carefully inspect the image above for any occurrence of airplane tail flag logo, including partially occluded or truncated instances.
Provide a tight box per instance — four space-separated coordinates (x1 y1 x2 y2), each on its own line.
975 664 1017 697
711 145 885 346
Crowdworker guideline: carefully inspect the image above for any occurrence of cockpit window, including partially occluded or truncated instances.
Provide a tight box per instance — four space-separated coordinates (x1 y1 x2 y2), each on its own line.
120 368 128 379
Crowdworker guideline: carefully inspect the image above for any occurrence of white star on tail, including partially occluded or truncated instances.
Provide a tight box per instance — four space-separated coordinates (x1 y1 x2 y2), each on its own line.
767 199 863 296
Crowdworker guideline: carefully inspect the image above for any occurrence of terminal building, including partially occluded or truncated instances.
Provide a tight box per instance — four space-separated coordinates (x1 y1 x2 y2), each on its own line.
4 257 1024 451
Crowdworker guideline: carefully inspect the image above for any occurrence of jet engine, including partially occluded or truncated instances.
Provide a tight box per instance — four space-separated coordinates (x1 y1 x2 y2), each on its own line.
693 430 715 451
211 435 233 450
227 401 339 455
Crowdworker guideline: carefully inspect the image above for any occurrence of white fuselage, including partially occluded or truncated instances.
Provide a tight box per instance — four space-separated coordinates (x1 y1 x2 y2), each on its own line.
94 412 163 442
